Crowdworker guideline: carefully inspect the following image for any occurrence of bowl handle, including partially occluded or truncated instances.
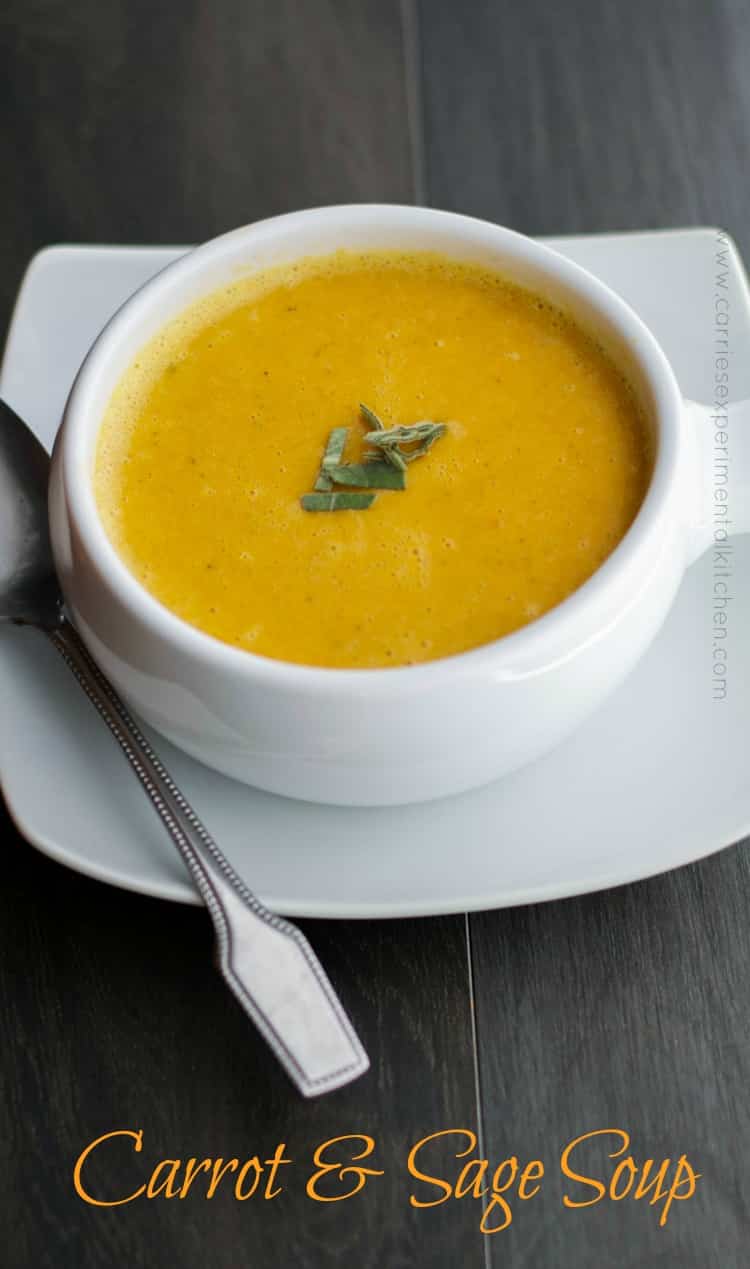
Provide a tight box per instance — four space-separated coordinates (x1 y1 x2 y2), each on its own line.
683 398 750 563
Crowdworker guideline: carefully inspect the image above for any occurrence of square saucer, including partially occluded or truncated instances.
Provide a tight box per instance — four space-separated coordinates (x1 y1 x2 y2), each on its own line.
1 230 749 916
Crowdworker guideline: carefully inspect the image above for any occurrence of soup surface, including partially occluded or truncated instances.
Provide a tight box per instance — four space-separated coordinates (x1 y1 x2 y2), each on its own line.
95 251 651 668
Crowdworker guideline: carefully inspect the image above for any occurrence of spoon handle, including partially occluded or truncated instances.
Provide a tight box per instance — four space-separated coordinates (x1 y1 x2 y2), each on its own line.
47 619 370 1097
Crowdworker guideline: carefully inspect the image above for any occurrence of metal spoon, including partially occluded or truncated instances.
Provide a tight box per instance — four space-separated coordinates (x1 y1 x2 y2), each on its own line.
0 396 369 1096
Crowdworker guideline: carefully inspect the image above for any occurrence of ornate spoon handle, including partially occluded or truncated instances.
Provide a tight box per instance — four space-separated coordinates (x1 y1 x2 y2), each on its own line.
48 619 369 1097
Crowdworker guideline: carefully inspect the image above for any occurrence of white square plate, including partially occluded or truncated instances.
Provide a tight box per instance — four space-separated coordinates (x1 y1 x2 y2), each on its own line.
1 231 749 916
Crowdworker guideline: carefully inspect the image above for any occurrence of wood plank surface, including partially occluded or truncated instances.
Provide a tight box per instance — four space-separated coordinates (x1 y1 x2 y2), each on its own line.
420 0 750 253
0 0 414 330
419 2 750 1264
0 3 481 1266
1 837 481 1267
3 0 748 1264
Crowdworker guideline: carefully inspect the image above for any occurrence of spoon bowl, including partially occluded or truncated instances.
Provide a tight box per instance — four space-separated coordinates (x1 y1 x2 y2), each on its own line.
0 399 61 627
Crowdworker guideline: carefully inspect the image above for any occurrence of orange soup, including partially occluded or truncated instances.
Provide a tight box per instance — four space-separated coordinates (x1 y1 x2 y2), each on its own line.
95 251 651 668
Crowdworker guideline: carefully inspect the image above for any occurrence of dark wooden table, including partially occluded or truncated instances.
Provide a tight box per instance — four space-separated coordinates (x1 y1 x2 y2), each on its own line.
2 3 749 1265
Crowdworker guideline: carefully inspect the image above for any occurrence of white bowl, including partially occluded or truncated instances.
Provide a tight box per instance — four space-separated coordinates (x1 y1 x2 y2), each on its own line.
48 206 750 806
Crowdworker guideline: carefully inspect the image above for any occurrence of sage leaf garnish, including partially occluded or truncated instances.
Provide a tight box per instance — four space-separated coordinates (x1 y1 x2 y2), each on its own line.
300 407 448 510
359 402 386 432
363 421 447 463
359 403 407 470
314 425 349 491
328 462 406 490
409 423 447 460
382 445 407 472
301 491 376 511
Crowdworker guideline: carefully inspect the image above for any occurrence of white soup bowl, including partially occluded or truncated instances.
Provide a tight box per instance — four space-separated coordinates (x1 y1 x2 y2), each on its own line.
49 206 750 805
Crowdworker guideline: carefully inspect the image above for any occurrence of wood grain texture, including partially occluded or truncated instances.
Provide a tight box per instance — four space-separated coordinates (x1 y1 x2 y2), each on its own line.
3 0 749 1264
419 0 750 254
468 864 750 1266
0 0 414 333
420 4 750 1263
0 3 480 1266
0 811 481 1268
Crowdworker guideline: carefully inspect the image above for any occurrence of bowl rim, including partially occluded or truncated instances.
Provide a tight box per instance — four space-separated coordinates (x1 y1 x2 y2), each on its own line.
56 203 685 694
